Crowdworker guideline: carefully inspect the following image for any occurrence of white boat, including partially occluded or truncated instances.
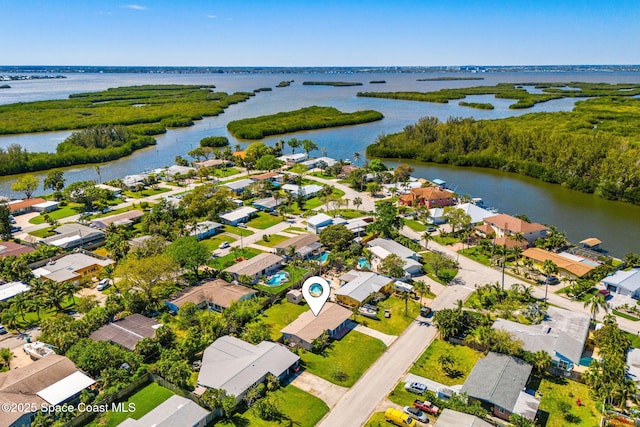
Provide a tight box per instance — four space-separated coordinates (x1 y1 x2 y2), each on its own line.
24 341 55 360
358 306 378 319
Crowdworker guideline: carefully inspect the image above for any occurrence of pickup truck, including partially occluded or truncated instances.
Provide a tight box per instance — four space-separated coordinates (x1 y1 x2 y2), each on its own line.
413 399 439 414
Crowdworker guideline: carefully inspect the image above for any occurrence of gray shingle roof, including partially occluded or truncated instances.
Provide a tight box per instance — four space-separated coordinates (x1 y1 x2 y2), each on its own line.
118 395 209 427
367 238 416 259
89 314 160 351
224 253 283 277
335 270 393 303
461 352 532 413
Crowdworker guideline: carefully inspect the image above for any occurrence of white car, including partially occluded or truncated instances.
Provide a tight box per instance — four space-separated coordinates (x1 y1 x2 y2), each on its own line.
220 241 230 249
97 279 110 291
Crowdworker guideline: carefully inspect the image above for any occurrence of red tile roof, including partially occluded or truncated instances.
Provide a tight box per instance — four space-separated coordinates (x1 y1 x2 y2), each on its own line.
0 241 34 258
8 198 47 212
484 214 547 234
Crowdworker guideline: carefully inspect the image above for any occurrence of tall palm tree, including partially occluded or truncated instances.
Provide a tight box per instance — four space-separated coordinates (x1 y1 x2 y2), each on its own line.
584 294 608 322
422 231 432 250
401 290 410 316
353 152 361 167
10 293 28 321
353 197 363 211
413 280 430 307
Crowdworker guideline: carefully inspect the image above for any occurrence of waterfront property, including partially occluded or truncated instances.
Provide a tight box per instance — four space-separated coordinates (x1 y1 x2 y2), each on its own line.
522 247 596 278
219 206 258 226
281 302 353 351
430 202 495 225
32 252 115 285
399 187 456 208
602 268 640 298
41 223 106 249
90 313 161 351
165 279 257 313
95 183 123 197
335 270 394 307
301 156 338 168
224 253 284 284
193 158 233 169
277 153 308 163
492 306 590 373
196 335 299 403
461 352 539 421
8 198 47 215
118 395 211 427
483 214 548 245
0 355 95 427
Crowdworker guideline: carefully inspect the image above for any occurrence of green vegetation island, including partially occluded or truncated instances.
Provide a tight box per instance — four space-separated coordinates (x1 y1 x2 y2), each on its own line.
276 80 294 87
366 92 640 205
417 76 485 81
0 85 252 175
369 80 386 84
227 106 384 139
303 81 363 87
358 82 640 109
253 87 272 92
0 84 10 89
458 101 494 110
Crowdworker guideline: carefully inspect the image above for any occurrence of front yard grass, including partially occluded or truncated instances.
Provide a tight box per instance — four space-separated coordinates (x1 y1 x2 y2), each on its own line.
534 374 600 427
388 382 426 406
358 294 420 336
201 234 236 251
209 247 262 269
432 235 460 245
256 233 290 248
124 187 171 199
410 339 484 386
260 299 309 341
28 226 56 238
299 330 386 387
223 224 255 236
405 218 427 232
215 385 328 427
458 247 492 266
364 412 388 426
28 202 84 224
247 212 283 230
87 382 174 427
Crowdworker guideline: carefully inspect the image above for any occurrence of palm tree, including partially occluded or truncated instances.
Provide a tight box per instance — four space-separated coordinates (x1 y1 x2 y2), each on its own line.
529 350 553 373
400 290 410 316
10 293 28 321
541 259 558 300
413 280 430 306
353 196 363 211
584 294 608 323
353 152 361 167
422 231 432 250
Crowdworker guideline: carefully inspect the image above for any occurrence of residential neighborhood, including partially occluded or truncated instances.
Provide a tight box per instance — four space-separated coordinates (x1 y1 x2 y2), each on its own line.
0 143 638 427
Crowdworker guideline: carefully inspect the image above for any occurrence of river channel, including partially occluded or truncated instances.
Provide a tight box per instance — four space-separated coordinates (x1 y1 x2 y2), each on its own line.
0 71 639 256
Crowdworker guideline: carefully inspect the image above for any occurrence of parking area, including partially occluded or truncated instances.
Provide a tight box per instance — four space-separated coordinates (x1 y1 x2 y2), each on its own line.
0 326 42 369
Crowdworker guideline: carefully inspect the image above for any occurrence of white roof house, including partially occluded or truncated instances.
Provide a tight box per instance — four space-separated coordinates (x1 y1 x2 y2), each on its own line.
602 268 640 298
300 157 338 168
430 202 496 225
37 371 95 406
336 270 393 305
0 281 30 302
41 223 105 249
223 179 256 193
122 174 149 188
197 336 299 401
219 206 258 226
277 153 308 163
32 253 115 284
306 213 334 233
367 238 418 260
118 395 210 427
282 184 323 199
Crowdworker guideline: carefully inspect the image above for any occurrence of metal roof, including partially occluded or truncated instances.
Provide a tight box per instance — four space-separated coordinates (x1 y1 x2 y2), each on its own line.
36 371 95 405
335 270 393 303
118 395 209 427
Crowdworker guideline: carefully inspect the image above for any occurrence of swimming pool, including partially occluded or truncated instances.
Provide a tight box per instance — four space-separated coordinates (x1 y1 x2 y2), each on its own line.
358 258 371 270
316 251 330 264
265 271 289 286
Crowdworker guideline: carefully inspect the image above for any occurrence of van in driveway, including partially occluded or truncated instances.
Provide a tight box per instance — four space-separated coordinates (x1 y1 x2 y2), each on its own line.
385 408 416 427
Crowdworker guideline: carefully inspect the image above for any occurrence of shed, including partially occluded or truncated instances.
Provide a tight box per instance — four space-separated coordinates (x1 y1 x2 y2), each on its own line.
287 289 303 304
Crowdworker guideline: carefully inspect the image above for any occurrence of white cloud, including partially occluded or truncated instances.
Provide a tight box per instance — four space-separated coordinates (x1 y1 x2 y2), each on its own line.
120 4 147 11
205 14 217 19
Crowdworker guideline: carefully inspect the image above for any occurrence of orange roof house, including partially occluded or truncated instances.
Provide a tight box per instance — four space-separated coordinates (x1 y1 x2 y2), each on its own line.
484 214 548 244
399 187 456 208
522 248 595 278
8 198 47 215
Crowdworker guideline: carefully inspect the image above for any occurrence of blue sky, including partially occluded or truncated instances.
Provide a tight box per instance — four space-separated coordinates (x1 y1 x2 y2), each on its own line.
1 0 638 66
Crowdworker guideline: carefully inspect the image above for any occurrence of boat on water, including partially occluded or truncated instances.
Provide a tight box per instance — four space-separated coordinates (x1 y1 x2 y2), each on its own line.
358 306 378 319
24 341 55 360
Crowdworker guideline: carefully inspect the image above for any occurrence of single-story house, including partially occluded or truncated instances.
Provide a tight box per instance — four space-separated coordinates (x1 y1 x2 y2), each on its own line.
522 248 596 278
343 217 372 236
122 174 149 188
281 184 323 199
492 236 528 250
95 184 123 197
367 238 422 276
337 164 357 178
307 213 333 234
0 355 95 427
223 179 256 194
118 395 211 427
90 210 144 230
493 306 590 372
277 153 308 163
335 270 394 307
219 206 258 226
300 156 337 168
626 348 640 387
224 253 284 284
165 279 257 313
461 352 539 421
197 335 299 402
32 200 60 213
602 268 640 298
252 196 281 212
281 302 352 351
128 235 169 251
32 252 115 285
188 221 223 240
41 223 106 249
250 172 281 182
193 158 233 169
158 165 196 179
433 409 494 427
430 203 495 225
399 187 456 208
273 234 321 259
0 241 34 258
483 214 548 245
0 281 30 302
90 314 161 351
8 198 47 215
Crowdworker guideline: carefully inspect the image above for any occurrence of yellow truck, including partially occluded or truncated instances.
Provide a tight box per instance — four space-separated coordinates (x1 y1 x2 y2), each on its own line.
384 408 417 427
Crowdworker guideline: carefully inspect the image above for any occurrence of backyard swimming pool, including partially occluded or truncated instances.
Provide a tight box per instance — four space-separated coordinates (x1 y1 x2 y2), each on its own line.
358 258 371 270
265 271 289 286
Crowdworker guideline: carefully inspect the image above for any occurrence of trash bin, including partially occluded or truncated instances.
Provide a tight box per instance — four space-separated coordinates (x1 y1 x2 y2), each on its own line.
26 337 31 343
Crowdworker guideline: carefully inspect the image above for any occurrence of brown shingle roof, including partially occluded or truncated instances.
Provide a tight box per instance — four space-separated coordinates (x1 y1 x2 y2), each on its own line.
225 253 283 277
493 236 528 249
281 303 352 343
522 248 595 277
167 279 257 310
273 234 320 250
484 214 548 234
475 224 496 236
90 314 160 350
0 241 34 258
251 172 279 181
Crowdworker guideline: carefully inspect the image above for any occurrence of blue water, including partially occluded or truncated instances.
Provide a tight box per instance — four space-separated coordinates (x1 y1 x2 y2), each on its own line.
358 258 371 269
314 251 330 263
265 271 289 286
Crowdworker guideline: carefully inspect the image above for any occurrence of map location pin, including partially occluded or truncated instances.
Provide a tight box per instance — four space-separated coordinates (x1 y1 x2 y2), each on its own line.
301 276 330 316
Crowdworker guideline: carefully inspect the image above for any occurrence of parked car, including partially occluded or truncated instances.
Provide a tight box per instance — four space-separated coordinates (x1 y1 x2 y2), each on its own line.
405 382 428 395
10 225 21 233
599 289 611 298
0 324 6 334
97 279 110 291
238 223 247 228
413 399 440 414
426 226 437 232
420 306 432 318
385 408 416 427
545 275 560 285
219 241 230 249
403 406 429 423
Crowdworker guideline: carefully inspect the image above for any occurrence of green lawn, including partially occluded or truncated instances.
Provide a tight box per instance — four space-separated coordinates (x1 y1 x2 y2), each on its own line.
247 212 283 230
87 382 174 427
626 332 640 348
213 167 241 178
28 226 56 238
364 412 388 427
432 235 460 245
458 247 492 266
215 386 328 427
256 233 290 248
201 234 237 251
310 171 337 179
333 209 366 219
260 300 309 341
209 247 263 269
283 226 307 233
255 266 308 294
357 295 420 336
28 203 84 224
299 330 386 387
223 225 255 236
410 339 484 386
613 310 640 322
388 382 426 406
534 374 600 427
124 187 171 199
405 219 427 232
